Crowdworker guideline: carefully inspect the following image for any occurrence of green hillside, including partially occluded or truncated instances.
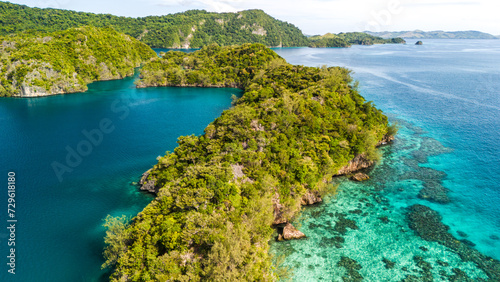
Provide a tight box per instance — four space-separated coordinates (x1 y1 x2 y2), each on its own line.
309 32 406 47
0 26 156 97
103 44 394 281
0 1 309 48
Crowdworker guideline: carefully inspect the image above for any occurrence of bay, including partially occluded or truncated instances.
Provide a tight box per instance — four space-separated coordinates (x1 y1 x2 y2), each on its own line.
1 39 499 281
0 71 239 281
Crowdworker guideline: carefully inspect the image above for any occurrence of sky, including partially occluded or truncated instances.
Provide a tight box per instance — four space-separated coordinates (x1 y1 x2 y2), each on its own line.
5 0 500 35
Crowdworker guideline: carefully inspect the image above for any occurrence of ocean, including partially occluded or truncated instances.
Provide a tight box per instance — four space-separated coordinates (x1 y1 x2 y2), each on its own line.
271 40 500 280
0 39 498 281
0 72 239 281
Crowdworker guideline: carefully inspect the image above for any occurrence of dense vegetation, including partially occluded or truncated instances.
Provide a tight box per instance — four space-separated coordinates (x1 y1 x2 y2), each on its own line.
309 32 406 47
0 26 156 96
0 2 309 48
103 44 393 281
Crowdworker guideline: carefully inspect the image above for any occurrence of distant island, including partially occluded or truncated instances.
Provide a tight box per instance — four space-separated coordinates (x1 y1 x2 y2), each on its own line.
365 30 498 39
309 32 405 47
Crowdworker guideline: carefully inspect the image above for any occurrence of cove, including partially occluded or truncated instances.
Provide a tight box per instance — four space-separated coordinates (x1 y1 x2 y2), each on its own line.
0 70 240 281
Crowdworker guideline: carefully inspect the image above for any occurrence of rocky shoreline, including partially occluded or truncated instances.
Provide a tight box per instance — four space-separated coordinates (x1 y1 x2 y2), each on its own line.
139 135 395 242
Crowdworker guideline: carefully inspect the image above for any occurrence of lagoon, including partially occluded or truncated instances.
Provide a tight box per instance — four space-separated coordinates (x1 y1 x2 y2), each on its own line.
0 71 239 281
1 39 499 281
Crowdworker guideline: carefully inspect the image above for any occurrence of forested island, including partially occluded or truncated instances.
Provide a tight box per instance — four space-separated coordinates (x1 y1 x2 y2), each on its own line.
0 26 156 97
0 2 308 48
309 32 406 47
101 43 395 281
0 2 405 50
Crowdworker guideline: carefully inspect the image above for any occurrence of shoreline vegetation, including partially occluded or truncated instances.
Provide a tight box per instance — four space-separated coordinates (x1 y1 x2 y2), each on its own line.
0 25 405 98
308 32 406 48
102 43 395 281
0 26 156 97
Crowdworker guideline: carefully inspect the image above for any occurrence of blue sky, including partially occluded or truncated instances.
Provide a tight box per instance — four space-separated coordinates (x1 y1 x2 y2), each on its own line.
6 0 500 35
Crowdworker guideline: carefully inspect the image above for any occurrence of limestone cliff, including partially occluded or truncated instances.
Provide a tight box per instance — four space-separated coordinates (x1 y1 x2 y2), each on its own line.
0 26 156 97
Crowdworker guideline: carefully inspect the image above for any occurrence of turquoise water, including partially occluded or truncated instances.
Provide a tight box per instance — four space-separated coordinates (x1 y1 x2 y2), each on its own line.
1 41 499 281
0 71 239 281
272 40 500 280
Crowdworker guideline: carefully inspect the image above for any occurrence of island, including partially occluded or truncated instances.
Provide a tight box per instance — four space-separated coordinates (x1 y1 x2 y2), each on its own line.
0 2 309 48
0 26 156 97
309 32 406 48
102 43 396 281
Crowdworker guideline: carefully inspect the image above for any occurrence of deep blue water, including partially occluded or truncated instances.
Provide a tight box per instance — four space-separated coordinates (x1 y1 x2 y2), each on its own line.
0 71 239 281
271 40 500 280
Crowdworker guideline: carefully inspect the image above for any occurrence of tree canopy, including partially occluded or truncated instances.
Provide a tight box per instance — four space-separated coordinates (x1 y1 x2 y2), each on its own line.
0 2 309 48
103 44 393 281
309 32 406 47
0 26 156 96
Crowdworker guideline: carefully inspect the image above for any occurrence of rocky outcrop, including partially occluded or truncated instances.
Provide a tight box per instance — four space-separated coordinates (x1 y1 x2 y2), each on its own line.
1 26 156 98
376 134 395 146
251 26 267 36
139 169 159 193
278 223 306 241
272 193 287 225
273 189 322 226
415 41 423 45
19 85 50 97
335 154 374 176
334 135 394 176
351 172 369 182
407 204 500 280
300 190 322 205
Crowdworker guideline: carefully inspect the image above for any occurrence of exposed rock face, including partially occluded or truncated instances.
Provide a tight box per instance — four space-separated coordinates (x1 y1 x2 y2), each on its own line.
377 134 395 146
15 63 85 97
230 164 253 184
407 204 500 280
20 85 49 97
251 26 267 36
300 190 322 205
272 193 287 225
335 135 394 176
98 62 120 80
335 154 374 175
273 190 322 226
278 223 306 241
351 172 369 182
139 169 159 193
